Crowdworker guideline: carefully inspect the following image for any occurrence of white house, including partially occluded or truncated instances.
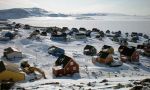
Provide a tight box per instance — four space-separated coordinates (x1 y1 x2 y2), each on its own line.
3 47 22 60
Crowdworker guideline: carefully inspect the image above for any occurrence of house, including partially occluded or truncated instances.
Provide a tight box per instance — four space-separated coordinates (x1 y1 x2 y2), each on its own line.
33 26 47 31
86 30 91 37
114 32 121 37
131 36 139 43
92 28 100 32
83 45 97 56
3 47 22 60
102 45 114 54
52 55 79 77
14 23 22 29
106 30 110 34
92 51 113 64
23 24 30 29
41 31 47 36
51 33 67 41
68 28 79 36
143 34 149 39
61 27 69 33
125 33 129 37
46 27 61 33
74 33 86 40
99 31 105 38
112 36 119 42
137 45 144 49
79 27 87 32
71 28 79 33
90 31 100 38
29 30 40 38
48 46 65 57
131 32 138 37
118 46 139 62
0 61 25 82
138 33 143 37
119 38 128 46
4 32 15 40
137 39 150 56
0 31 14 41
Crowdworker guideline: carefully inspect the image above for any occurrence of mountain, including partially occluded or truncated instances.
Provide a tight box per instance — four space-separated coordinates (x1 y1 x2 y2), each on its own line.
0 8 30 19
23 7 50 16
0 7 68 19
0 7 130 19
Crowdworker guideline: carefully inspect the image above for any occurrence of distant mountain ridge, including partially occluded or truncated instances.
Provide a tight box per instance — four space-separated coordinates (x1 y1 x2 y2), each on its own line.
0 7 68 19
0 7 130 19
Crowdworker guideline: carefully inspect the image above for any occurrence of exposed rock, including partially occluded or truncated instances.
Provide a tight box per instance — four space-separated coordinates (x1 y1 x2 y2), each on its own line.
130 85 143 90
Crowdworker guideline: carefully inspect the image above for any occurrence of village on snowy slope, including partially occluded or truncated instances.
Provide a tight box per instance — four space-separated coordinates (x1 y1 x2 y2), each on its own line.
0 19 150 89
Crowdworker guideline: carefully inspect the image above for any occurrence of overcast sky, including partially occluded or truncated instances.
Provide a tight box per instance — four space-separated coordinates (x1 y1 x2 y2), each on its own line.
0 0 150 15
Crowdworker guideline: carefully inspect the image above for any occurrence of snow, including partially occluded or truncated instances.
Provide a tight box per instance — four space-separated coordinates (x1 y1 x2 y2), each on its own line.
0 16 150 90
53 66 63 70
10 16 150 34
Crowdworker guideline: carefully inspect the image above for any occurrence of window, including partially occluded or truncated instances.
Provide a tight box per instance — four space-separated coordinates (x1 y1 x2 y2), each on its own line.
73 66 76 70
70 62 74 66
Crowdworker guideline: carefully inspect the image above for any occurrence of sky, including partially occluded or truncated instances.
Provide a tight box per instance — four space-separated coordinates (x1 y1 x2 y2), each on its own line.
0 0 150 15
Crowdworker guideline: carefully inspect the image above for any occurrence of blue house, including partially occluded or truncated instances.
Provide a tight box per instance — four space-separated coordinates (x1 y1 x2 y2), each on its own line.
48 46 65 57
4 32 14 40
51 33 67 41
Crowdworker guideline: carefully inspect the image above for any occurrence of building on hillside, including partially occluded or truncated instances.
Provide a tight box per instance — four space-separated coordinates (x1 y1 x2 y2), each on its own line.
118 46 139 62
52 55 79 77
3 47 22 60
0 61 25 82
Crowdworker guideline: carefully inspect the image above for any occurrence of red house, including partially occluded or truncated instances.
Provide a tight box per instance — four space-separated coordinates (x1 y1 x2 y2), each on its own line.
118 46 139 62
52 55 79 77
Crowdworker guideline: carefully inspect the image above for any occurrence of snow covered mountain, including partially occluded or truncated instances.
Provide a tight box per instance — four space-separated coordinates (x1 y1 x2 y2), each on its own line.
0 7 68 19
0 7 131 19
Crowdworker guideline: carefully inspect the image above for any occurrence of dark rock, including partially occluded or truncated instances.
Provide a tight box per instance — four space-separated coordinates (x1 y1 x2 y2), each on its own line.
113 83 125 89
100 79 108 83
130 85 143 90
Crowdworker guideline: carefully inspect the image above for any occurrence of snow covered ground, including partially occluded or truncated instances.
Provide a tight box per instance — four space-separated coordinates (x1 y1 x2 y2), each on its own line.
10 16 150 34
0 16 150 90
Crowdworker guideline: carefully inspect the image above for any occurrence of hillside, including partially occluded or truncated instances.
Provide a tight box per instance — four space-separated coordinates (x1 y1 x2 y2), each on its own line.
0 7 68 19
0 27 150 90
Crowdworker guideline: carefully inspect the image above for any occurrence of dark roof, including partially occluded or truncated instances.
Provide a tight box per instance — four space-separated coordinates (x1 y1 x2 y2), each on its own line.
120 46 136 56
48 46 64 51
4 47 14 52
4 47 19 54
79 27 86 31
132 32 138 34
98 51 109 59
137 45 144 49
51 33 67 37
0 61 20 73
55 55 72 68
48 46 57 49
118 45 127 52
71 28 79 32
84 45 95 50
102 45 111 49
76 33 86 36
